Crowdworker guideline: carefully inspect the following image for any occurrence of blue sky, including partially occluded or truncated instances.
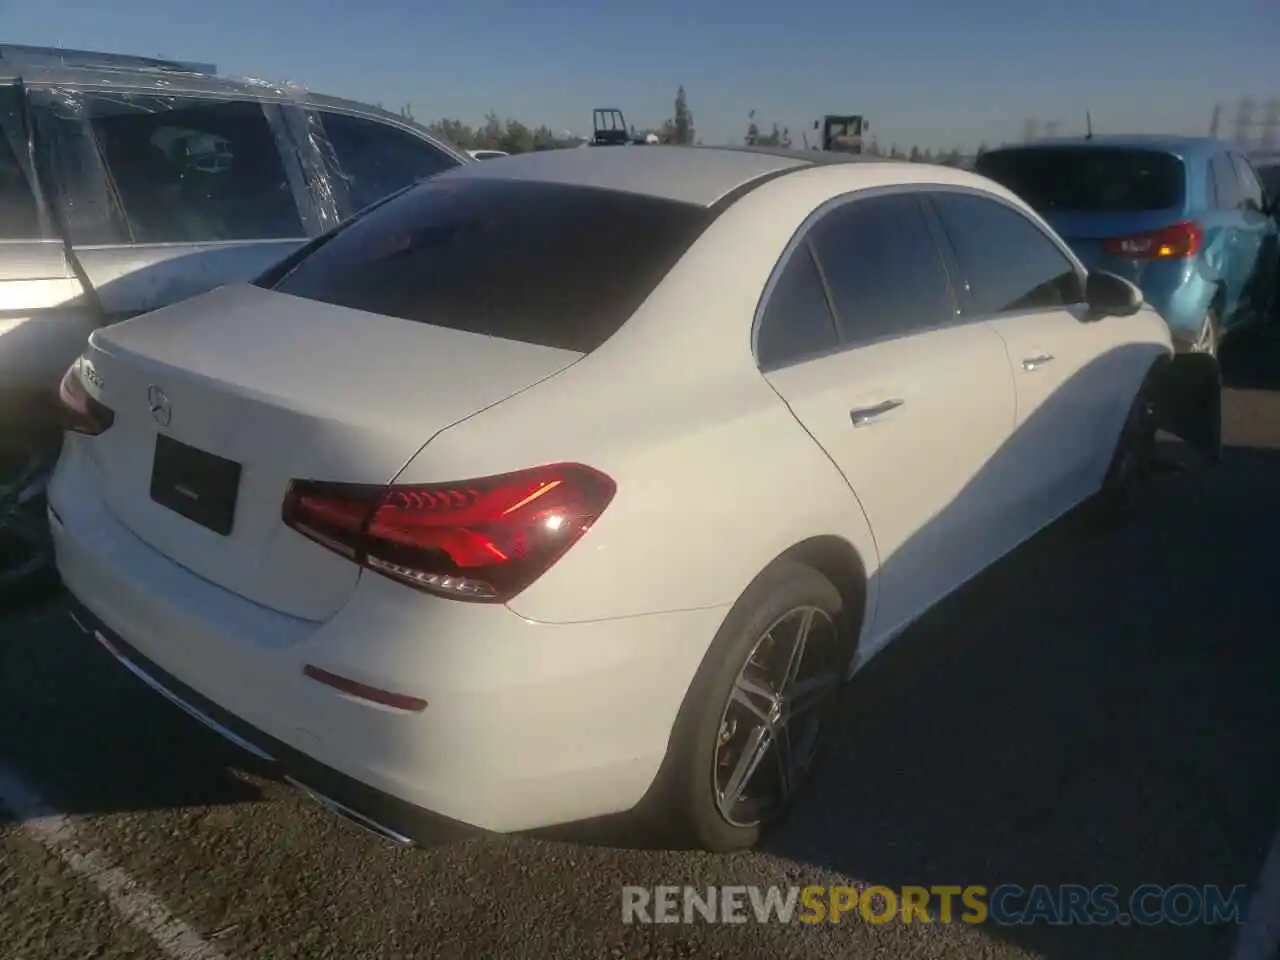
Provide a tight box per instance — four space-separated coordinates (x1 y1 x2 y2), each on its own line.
4 0 1279 151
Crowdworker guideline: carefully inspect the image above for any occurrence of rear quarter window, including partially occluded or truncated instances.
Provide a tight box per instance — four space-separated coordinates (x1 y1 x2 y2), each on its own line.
1258 165 1280 201
975 147 1186 213
261 178 714 353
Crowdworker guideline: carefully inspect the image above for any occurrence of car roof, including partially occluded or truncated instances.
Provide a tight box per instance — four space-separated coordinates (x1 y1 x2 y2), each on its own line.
0 44 466 161
981 135 1231 158
432 144 934 207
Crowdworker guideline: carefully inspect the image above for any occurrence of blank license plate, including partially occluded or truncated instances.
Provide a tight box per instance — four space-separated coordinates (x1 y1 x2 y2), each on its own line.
149 434 242 536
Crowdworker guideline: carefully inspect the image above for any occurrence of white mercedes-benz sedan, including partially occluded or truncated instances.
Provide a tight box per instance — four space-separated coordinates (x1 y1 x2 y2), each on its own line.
48 145 1220 853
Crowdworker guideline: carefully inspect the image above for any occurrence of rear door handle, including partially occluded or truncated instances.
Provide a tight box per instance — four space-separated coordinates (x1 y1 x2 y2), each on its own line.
1022 354 1055 371
849 399 904 426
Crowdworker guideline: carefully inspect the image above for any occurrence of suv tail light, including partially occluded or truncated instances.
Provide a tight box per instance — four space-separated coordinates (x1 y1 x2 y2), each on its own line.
57 362 115 436
1102 220 1203 259
282 463 616 603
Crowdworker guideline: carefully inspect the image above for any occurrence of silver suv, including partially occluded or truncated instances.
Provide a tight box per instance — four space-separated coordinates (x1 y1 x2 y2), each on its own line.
0 44 469 589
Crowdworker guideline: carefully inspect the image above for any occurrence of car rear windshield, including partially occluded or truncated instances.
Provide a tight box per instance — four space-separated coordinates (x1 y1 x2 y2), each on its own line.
975 147 1186 213
259 177 714 353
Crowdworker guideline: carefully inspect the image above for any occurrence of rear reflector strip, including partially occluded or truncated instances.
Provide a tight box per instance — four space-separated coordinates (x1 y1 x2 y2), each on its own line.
303 664 428 712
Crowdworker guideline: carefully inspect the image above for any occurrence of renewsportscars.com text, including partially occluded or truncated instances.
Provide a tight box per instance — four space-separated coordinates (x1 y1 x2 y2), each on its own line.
621 884 1251 926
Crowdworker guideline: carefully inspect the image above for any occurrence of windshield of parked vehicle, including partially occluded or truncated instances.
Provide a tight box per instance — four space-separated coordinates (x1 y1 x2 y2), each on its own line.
975 147 1186 213
260 177 712 353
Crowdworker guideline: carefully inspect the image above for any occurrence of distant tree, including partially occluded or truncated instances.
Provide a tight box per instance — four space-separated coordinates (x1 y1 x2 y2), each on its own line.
745 121 760 146
866 138 882 156
399 104 415 122
888 143 903 159
500 119 536 154
428 118 476 149
532 125 557 150
673 85 695 146
940 147 963 166
472 111 503 150
976 141 989 157
753 123 782 147
909 145 922 162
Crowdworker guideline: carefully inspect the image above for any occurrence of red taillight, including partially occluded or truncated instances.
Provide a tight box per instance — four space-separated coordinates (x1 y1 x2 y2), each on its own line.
281 463 616 603
57 362 115 436
1101 220 1203 259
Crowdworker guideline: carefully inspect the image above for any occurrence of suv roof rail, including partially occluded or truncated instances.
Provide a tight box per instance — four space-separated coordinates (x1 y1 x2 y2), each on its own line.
0 43 216 75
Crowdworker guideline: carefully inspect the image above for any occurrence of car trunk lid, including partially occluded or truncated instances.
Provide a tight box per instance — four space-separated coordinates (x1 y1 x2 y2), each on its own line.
80 282 582 621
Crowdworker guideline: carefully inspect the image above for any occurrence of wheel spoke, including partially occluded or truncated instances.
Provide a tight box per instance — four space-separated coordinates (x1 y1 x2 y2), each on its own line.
785 669 840 719
720 725 771 810
780 609 814 690
731 674 775 724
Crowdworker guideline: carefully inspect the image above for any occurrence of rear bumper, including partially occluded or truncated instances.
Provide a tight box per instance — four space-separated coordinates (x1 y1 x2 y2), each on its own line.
48 437 728 835
64 596 476 846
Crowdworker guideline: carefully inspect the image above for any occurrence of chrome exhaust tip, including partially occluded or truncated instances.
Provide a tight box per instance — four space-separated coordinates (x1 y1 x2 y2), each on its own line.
285 776 415 847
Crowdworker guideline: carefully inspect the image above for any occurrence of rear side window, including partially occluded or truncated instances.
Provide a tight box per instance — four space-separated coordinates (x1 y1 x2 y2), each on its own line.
1257 164 1280 202
808 193 955 345
82 96 303 243
1230 154 1265 212
1210 155 1241 210
931 191 1083 315
0 122 40 239
263 178 712 353
756 242 839 368
975 147 1186 213
317 112 460 216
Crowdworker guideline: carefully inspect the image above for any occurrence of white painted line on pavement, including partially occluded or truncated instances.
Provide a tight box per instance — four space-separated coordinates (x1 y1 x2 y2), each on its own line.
1232 817 1280 960
0 763 228 960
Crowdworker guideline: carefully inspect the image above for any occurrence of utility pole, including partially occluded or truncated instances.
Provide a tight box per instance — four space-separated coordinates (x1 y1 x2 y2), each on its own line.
1234 97 1256 147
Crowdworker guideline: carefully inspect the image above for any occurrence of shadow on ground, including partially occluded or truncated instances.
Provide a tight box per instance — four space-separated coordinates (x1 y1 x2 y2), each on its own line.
0 601 274 821
763 443 1280 959
1220 323 1280 391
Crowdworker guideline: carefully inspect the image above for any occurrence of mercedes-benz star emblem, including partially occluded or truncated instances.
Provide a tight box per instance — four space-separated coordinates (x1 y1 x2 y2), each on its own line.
147 385 172 427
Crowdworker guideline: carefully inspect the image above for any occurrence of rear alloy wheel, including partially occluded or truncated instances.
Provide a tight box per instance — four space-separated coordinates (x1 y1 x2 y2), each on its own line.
1191 309 1219 358
655 560 851 853
713 605 842 828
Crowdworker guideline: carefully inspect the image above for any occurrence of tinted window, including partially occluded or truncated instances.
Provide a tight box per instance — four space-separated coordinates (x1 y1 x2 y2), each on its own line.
756 242 839 368
976 147 1185 212
263 178 711 353
0 125 39 239
83 97 302 243
1230 154 1265 211
1210 155 1240 210
806 194 954 344
319 112 459 214
1257 164 1280 203
931 191 1083 315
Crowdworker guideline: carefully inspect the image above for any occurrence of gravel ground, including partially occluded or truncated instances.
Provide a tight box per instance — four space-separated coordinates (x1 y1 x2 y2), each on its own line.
2 329 1279 960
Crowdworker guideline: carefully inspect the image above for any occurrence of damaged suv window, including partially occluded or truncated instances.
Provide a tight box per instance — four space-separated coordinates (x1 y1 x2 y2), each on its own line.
56 95 305 244
0 127 40 240
317 111 459 215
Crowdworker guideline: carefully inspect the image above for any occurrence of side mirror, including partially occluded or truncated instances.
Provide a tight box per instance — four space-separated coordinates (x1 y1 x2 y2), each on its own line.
1085 270 1144 318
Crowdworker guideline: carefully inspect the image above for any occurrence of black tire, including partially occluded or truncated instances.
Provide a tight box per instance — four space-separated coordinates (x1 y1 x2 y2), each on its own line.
1089 371 1158 531
651 559 852 853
